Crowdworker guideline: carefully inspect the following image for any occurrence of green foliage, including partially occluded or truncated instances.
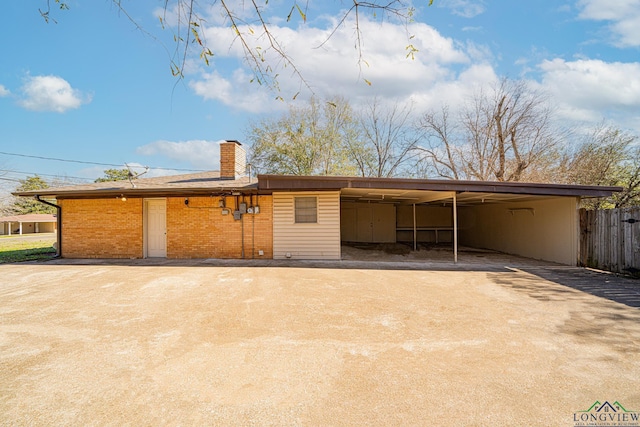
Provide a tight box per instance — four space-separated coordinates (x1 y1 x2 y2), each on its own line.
248 97 361 176
247 96 418 178
17 176 49 192
94 169 131 183
563 126 640 209
12 176 56 215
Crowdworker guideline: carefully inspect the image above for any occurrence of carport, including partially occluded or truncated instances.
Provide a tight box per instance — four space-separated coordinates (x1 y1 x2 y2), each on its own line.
259 176 619 266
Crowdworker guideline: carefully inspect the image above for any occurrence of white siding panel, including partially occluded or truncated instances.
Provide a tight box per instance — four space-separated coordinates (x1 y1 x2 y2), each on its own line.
273 191 341 260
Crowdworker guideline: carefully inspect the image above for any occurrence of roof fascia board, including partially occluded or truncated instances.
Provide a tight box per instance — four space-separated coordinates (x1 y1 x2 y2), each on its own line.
13 186 258 199
257 175 621 198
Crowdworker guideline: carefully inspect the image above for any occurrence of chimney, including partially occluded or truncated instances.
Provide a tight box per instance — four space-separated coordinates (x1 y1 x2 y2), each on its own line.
220 140 246 180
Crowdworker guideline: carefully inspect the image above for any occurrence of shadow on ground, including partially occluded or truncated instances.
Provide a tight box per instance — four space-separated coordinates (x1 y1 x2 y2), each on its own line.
518 266 640 308
488 267 640 355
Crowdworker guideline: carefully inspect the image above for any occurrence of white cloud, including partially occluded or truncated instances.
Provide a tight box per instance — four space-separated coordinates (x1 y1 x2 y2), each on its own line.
19 75 91 113
136 139 222 170
189 14 486 114
577 0 640 47
410 63 499 113
439 0 486 18
189 69 273 113
537 58 640 127
0 84 9 97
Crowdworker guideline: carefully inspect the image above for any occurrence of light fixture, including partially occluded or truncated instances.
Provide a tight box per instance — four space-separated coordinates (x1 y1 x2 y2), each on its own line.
120 195 127 202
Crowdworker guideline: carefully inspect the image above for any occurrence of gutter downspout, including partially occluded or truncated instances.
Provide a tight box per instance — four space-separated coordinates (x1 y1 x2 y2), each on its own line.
36 196 61 258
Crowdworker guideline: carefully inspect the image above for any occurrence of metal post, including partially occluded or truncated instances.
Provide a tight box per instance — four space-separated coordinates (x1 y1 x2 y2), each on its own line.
453 192 458 264
413 203 417 252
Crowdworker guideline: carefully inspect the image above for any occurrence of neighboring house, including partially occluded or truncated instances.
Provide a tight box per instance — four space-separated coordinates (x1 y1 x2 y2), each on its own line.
0 214 57 236
13 140 619 265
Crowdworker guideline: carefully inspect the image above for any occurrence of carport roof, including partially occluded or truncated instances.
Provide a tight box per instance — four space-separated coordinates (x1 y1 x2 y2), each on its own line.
257 175 620 198
13 172 620 200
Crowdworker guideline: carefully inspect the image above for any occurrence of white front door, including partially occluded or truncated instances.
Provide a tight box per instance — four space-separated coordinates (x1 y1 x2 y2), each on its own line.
146 199 167 257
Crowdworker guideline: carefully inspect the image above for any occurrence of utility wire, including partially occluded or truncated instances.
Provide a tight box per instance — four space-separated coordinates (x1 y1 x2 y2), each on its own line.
1 170 93 182
0 150 208 172
0 177 22 183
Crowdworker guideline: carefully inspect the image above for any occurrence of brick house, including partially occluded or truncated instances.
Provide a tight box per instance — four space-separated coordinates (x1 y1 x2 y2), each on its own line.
15 140 619 265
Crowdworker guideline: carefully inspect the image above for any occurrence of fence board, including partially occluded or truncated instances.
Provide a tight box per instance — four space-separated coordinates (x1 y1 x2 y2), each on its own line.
579 207 640 276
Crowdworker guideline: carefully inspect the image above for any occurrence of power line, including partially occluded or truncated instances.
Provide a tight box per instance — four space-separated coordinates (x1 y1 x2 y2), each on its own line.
1 170 93 182
0 150 208 172
0 151 123 167
0 177 22 183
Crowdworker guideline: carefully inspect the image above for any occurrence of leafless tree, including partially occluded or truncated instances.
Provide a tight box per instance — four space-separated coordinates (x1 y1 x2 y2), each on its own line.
352 98 420 177
416 78 562 182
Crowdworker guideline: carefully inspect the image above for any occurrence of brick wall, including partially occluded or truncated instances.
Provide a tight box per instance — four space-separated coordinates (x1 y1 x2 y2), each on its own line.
60 198 143 258
220 141 246 179
59 195 272 259
166 195 273 259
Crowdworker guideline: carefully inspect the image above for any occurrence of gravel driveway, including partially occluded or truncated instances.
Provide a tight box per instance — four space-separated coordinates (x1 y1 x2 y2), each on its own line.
1 259 639 426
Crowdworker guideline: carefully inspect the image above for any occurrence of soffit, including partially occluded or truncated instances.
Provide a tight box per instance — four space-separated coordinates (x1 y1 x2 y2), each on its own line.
340 188 558 206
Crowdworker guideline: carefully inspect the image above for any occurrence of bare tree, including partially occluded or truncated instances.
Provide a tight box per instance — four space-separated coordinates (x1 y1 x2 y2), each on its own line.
352 98 420 177
416 78 561 182
415 106 462 179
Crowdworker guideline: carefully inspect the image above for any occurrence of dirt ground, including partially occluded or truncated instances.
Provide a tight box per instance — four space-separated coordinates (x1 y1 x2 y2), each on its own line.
1 253 640 426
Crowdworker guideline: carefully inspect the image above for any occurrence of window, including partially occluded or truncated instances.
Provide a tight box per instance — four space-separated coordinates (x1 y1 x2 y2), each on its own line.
294 196 317 223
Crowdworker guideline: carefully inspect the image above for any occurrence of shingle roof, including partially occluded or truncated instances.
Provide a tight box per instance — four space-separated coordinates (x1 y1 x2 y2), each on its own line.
12 171 257 199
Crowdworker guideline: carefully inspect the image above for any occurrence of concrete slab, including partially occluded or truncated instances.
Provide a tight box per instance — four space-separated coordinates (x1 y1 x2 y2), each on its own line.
1 260 639 426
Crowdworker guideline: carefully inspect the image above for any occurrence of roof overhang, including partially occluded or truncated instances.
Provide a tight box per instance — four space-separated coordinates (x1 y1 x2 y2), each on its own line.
258 175 621 199
14 185 260 200
13 173 621 201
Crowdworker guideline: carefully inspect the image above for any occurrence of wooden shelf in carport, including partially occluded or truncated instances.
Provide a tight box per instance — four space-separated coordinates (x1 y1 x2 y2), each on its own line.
396 227 454 244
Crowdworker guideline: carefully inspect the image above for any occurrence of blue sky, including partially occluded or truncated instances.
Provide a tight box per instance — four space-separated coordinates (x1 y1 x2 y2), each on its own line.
1 0 639 193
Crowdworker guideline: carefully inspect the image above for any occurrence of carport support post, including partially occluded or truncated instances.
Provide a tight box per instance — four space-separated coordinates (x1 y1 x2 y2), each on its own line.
413 203 417 252
453 192 458 264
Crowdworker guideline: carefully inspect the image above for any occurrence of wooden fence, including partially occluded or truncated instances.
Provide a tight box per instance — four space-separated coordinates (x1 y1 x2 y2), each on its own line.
579 207 640 276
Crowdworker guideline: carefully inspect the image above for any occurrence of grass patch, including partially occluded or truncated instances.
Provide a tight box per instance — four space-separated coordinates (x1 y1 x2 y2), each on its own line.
0 238 57 263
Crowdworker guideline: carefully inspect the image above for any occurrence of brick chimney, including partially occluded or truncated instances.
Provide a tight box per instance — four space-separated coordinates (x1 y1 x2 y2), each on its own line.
219 140 246 180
